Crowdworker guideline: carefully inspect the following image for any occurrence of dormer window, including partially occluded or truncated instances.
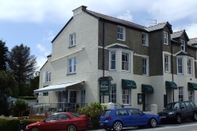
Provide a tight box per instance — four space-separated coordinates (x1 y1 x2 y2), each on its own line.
180 39 185 51
163 31 168 45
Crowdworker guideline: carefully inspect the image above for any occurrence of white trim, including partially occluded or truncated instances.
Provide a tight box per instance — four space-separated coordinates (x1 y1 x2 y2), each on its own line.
134 53 149 58
51 47 85 62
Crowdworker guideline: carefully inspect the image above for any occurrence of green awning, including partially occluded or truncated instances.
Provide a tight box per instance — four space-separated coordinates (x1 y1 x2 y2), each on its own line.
188 82 197 90
165 81 177 89
142 84 154 93
122 79 136 89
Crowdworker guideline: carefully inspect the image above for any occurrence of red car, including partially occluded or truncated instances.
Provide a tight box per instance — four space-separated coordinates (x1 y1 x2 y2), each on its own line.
25 112 92 131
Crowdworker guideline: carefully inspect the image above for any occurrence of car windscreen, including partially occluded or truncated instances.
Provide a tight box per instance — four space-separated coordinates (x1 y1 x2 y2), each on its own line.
166 102 179 109
71 112 80 118
102 110 111 116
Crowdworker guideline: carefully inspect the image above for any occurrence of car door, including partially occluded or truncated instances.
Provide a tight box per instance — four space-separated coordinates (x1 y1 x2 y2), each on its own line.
129 109 148 126
184 101 193 118
42 114 58 131
115 109 130 126
180 102 189 119
56 114 70 130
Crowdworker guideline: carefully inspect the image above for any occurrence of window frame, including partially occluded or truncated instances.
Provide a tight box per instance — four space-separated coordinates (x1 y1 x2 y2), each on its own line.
69 33 76 47
165 55 170 73
180 39 185 51
110 84 117 103
142 58 148 75
117 26 125 41
122 52 130 71
163 31 168 45
122 88 131 105
109 51 116 70
177 57 183 74
68 57 76 74
187 58 193 75
178 86 184 101
142 33 149 46
46 71 51 82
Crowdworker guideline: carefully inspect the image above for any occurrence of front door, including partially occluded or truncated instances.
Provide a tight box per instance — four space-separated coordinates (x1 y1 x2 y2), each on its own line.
69 90 77 103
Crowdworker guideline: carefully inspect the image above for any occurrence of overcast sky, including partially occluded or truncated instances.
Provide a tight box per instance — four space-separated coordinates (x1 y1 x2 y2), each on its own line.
0 0 197 70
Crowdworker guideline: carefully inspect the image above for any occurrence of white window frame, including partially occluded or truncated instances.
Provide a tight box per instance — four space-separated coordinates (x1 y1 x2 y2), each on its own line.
177 57 183 74
109 51 116 70
122 52 130 71
68 57 76 74
110 84 116 103
165 55 170 73
188 90 194 102
69 33 76 47
142 58 148 75
178 87 184 101
163 31 168 45
142 33 149 46
187 58 193 75
180 39 185 51
81 90 86 106
122 88 131 105
46 71 51 82
117 26 125 41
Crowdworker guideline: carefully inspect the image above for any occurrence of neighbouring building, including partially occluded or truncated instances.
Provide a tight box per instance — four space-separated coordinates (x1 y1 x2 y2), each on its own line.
34 5 197 112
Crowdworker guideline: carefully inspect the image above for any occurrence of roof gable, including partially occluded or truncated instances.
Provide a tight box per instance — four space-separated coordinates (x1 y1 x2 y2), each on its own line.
145 22 172 33
171 30 189 41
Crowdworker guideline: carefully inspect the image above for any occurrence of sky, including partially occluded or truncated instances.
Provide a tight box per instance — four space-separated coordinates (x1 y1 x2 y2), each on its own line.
0 0 197 70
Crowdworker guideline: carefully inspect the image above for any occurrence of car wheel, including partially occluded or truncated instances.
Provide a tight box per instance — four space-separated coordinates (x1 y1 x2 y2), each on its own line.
149 118 157 128
31 127 39 131
105 128 112 131
67 125 76 131
193 112 197 121
113 121 123 131
176 114 182 124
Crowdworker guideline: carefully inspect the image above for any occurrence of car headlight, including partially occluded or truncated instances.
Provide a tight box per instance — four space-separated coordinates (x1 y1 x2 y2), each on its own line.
168 112 175 115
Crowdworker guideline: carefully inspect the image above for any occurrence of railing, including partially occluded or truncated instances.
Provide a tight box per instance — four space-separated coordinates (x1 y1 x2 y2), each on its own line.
30 102 87 115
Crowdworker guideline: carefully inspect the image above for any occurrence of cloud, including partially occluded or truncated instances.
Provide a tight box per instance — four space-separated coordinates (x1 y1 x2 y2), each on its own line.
185 23 197 38
37 44 50 56
117 10 133 21
36 56 47 71
42 30 55 41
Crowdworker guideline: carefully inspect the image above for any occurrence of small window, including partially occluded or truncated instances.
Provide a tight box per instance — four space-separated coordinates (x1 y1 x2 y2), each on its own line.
164 31 168 45
177 57 183 74
187 59 192 75
142 33 148 46
117 26 125 41
180 39 185 51
178 87 184 101
68 57 76 74
142 58 148 75
45 71 51 82
109 51 116 70
122 89 130 104
110 84 116 103
122 52 130 71
69 33 76 47
165 55 170 72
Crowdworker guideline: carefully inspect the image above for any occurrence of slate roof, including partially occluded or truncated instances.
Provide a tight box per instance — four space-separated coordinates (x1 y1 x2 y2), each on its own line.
85 9 146 31
145 22 172 33
176 51 193 57
171 30 184 39
188 37 197 46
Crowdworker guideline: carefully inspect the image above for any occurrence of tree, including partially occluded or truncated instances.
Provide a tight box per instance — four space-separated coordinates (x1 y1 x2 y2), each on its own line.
0 40 8 71
0 71 18 116
7 44 37 96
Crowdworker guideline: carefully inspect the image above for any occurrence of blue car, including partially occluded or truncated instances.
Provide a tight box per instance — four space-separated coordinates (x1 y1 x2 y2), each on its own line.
99 108 160 131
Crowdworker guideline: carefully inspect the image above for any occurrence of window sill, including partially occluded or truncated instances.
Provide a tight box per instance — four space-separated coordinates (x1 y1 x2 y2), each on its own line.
67 73 76 76
117 38 125 41
68 45 76 48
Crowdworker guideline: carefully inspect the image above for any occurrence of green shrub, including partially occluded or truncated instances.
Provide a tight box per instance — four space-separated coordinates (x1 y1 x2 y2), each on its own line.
0 117 38 131
77 102 107 129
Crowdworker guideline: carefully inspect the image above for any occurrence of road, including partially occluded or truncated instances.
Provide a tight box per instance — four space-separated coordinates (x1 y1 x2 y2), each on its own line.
90 120 197 131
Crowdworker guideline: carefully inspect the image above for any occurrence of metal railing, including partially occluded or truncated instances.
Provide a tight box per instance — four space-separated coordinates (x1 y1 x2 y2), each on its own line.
30 102 87 115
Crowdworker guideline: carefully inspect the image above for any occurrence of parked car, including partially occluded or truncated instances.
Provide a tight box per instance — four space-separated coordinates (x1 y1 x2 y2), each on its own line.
25 112 92 131
158 101 197 124
99 108 160 131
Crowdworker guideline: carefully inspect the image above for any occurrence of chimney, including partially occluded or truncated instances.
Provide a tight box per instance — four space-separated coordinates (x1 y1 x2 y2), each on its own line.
73 5 87 16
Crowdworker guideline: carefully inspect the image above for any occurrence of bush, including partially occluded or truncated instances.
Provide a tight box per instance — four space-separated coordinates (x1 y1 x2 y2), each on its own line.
0 116 38 131
77 102 107 129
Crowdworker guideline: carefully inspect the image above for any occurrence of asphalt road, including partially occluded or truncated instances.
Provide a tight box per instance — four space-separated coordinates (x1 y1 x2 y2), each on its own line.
90 120 197 131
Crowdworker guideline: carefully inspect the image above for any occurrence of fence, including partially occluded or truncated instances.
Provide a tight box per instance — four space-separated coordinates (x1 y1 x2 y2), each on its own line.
30 102 87 115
